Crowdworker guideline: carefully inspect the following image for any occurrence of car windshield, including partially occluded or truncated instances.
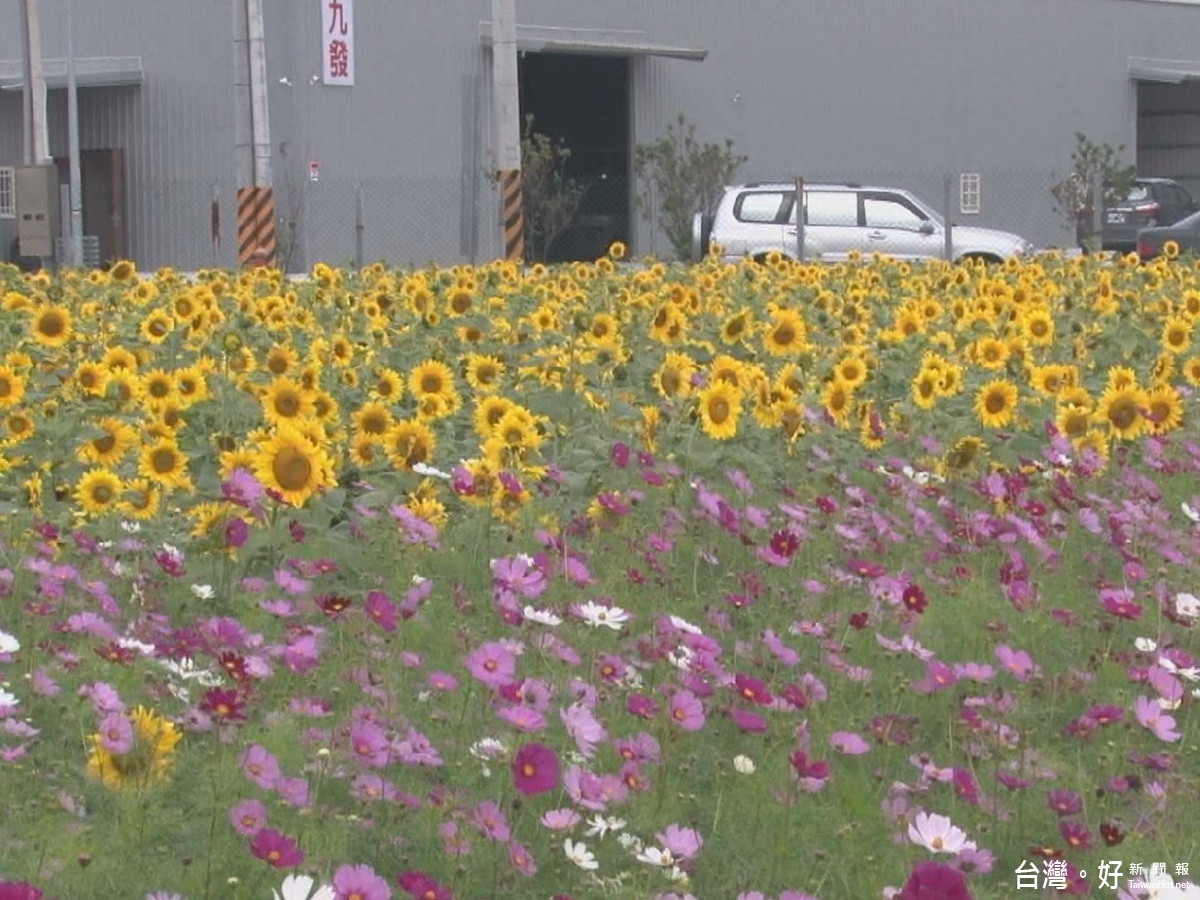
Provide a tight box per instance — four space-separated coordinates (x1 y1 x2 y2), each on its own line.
1126 185 1151 203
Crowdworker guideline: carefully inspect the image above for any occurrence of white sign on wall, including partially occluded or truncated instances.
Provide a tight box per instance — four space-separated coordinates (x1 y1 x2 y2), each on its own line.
321 0 354 86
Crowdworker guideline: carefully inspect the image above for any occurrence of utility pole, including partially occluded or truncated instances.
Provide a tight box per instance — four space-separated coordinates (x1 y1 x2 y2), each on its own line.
66 0 84 268
233 0 276 267
18 0 50 165
491 0 523 263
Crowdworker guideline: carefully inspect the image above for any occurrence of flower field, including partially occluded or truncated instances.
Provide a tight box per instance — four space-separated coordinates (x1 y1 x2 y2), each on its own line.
0 246 1198 899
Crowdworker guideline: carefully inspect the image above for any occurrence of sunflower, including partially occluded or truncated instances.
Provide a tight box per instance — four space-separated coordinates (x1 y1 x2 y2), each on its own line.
75 468 123 516
1029 364 1070 397
0 366 25 408
1055 404 1092 441
974 379 1019 429
86 705 181 790
1143 384 1183 435
762 308 807 356
473 396 516 439
102 346 139 373
5 411 33 441
775 363 805 397
140 369 178 408
696 381 742 440
370 368 404 404
464 354 505 393
720 308 753 345
264 346 298 377
70 361 109 398
409 359 457 401
254 424 332 507
139 311 174 344
1161 315 1193 355
1183 355 1200 388
821 377 854 428
138 436 193 492
585 313 619 344
911 368 940 411
108 259 136 282
648 303 686 344
349 433 384 468
1097 383 1147 440
1019 309 1055 346
79 417 138 466
944 436 987 473
382 419 437 471
174 366 209 406
973 337 1010 371
1105 366 1138 392
833 355 869 389
491 407 544 452
653 352 697 400
640 405 660 452
710 354 746 390
29 304 72 347
262 377 315 424
445 285 476 317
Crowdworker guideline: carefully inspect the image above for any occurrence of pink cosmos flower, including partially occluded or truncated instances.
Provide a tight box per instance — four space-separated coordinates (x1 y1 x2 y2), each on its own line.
241 744 281 790
332 864 390 900
275 776 310 808
994 644 1039 681
249 828 304 869
540 807 581 830
97 712 134 754
729 709 768 733
911 660 959 694
561 703 607 758
427 671 458 692
1134 695 1182 742
229 798 268 836
464 642 517 687
471 799 511 842
498 705 546 732
657 824 703 860
508 839 538 877
668 690 705 731
350 720 390 768
828 731 870 755
512 742 559 795
396 871 450 900
363 591 397 633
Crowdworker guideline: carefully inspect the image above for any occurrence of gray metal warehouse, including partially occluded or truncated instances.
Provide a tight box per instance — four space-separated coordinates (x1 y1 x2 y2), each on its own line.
3 0 1200 271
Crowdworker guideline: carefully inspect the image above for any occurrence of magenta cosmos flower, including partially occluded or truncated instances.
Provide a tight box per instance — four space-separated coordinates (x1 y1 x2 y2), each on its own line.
464 641 517 687
0 883 43 900
333 864 391 900
512 741 560 795
668 690 705 731
896 861 973 900
249 828 304 869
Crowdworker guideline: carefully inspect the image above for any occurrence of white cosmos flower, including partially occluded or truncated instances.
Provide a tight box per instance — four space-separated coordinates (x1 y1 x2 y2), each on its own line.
191 583 216 600
0 630 19 654
564 839 599 870
585 815 627 839
274 874 336 900
578 601 631 630
635 846 675 867
468 738 506 760
907 811 976 854
616 832 643 852
1136 637 1158 653
1182 501 1200 523
412 462 452 480
0 687 19 709
667 645 694 671
523 605 563 627
733 754 756 775
1175 592 1200 619
668 615 703 635
119 520 141 534
117 637 156 656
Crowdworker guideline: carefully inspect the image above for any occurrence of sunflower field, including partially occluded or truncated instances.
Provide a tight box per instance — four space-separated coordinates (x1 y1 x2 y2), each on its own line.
0 245 1198 899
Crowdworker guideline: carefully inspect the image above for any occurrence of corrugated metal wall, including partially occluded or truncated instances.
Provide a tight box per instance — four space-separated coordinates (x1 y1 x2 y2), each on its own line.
3 0 1200 266
1138 81 1200 197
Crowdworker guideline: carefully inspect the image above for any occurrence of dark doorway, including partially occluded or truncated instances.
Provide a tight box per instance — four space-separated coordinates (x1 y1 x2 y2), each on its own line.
53 148 127 266
518 52 630 263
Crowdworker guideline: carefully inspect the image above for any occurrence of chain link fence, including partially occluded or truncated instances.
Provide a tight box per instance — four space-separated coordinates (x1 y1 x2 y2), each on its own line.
12 166 1187 273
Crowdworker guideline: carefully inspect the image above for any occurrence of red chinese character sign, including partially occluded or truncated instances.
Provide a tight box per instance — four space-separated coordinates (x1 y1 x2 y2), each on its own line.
321 0 354 86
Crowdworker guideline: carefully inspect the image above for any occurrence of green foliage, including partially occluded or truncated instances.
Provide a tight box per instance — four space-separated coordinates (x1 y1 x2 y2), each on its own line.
1051 132 1138 248
517 115 585 264
633 113 747 260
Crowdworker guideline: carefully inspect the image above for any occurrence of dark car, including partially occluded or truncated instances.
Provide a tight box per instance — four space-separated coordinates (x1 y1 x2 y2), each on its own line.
1077 177 1198 254
1136 209 1200 261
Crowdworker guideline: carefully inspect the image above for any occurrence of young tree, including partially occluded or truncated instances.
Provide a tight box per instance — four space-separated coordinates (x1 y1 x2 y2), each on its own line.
516 115 584 264
1050 133 1137 251
634 114 747 261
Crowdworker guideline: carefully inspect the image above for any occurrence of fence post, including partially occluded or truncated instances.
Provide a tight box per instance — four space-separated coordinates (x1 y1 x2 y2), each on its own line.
943 172 954 262
354 180 364 269
794 177 805 263
1091 169 1103 255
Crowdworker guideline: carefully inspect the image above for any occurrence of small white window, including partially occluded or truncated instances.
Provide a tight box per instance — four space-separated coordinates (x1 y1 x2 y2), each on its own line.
0 167 15 219
959 173 981 215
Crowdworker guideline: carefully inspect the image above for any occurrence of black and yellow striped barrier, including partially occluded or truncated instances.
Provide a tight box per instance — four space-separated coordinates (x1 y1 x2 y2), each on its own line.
498 168 524 263
237 186 278 268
